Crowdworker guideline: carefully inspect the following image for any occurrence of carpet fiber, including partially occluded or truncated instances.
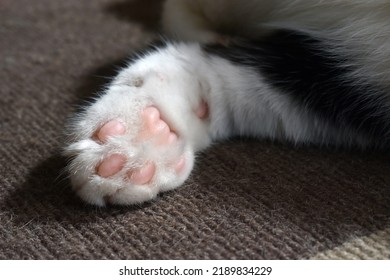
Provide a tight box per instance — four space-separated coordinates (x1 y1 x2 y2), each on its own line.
1 0 389 259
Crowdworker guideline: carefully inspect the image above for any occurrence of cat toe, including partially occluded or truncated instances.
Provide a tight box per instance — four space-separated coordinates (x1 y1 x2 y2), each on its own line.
128 162 156 185
96 154 126 178
96 120 126 143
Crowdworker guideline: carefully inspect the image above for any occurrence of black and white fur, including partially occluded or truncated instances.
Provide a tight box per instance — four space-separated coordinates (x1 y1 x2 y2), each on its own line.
65 0 390 206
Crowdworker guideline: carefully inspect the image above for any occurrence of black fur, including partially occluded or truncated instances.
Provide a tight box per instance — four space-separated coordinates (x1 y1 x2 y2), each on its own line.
204 30 390 142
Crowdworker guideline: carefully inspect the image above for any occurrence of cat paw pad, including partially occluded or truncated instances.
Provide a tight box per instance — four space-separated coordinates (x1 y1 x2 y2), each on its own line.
67 105 194 206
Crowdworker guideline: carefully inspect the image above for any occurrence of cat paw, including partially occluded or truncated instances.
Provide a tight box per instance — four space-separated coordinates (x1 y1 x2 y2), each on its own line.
66 103 195 206
65 45 215 206
95 106 188 181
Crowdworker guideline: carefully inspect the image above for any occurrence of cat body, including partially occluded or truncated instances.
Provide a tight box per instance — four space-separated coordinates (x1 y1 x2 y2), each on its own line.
163 0 390 86
65 0 390 205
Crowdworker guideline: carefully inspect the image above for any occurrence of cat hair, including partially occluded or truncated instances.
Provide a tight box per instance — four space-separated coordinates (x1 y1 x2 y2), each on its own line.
65 0 390 205
161 0 390 148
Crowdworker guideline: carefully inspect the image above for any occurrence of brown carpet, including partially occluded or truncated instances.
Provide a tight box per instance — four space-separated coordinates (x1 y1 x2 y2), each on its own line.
1 0 389 260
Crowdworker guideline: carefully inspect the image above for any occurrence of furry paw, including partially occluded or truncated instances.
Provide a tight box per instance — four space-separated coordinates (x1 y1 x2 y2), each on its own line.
65 50 212 206
68 106 192 206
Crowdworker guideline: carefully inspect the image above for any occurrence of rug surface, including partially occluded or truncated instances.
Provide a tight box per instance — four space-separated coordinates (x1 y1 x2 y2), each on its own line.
0 0 389 259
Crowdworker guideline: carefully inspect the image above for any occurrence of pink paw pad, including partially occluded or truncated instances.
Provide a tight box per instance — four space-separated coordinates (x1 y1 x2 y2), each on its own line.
96 120 126 143
195 99 209 120
97 154 126 178
174 155 186 174
139 106 178 145
128 162 156 185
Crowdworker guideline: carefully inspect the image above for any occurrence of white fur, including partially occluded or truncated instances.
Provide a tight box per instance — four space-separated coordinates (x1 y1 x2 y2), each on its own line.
66 0 390 205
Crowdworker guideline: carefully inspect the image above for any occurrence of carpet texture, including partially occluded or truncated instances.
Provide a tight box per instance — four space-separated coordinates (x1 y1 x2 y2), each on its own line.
0 0 389 259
